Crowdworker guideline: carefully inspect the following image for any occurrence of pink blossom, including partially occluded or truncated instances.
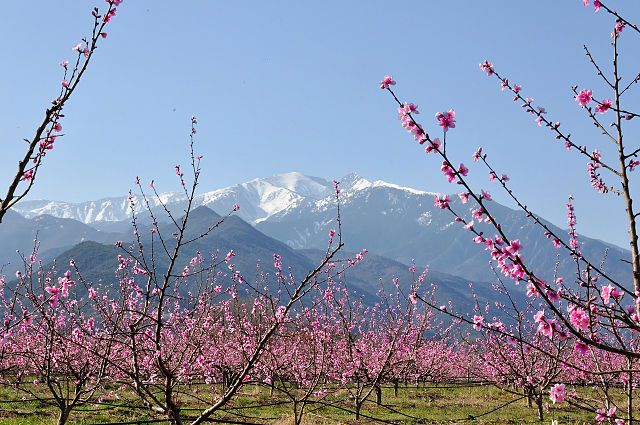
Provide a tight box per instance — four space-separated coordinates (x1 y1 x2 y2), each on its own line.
569 306 590 330
434 195 450 209
88 287 98 300
612 20 625 38
424 138 441 153
583 0 601 12
225 250 236 262
458 163 469 176
458 192 469 204
274 305 287 321
601 285 614 304
379 75 395 90
472 315 484 331
398 102 419 117
596 99 612 113
58 270 75 297
473 147 483 161
538 320 554 338
479 60 494 76
574 340 589 355
21 169 34 182
533 310 545 323
435 109 456 132
611 287 624 299
596 407 617 422
40 137 55 150
546 288 560 302
471 208 484 220
441 161 456 182
549 383 565 404
576 89 593 107
45 286 61 306
506 239 522 256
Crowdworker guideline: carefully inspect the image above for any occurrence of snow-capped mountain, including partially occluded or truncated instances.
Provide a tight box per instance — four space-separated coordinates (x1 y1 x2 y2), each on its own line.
11 172 630 284
13 172 333 225
13 172 428 227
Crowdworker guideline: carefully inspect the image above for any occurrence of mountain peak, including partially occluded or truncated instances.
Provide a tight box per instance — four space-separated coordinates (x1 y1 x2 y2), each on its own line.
258 172 331 198
339 172 371 190
189 205 221 219
11 172 441 226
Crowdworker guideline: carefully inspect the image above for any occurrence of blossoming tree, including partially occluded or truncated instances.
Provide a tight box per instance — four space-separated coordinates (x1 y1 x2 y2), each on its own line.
381 1 640 423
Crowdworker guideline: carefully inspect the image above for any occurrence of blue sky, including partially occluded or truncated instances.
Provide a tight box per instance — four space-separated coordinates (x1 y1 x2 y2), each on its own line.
1 1 639 247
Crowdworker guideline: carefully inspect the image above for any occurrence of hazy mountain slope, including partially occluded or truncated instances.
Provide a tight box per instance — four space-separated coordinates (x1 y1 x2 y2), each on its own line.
0 210 120 267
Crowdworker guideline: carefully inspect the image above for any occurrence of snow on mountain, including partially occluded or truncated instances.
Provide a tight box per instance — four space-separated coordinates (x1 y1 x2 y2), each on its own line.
9 172 630 285
12 172 337 225
340 172 437 197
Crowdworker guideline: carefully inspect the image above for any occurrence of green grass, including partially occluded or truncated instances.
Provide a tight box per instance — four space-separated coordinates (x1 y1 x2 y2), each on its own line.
0 382 620 424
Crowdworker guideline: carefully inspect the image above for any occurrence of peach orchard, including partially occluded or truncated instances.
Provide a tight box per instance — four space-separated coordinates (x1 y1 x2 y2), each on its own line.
2 1 640 424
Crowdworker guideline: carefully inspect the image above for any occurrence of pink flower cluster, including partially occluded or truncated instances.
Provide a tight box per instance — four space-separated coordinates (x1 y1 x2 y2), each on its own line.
576 89 593 107
596 406 625 424
434 194 451 209
568 306 590 330
435 109 456 132
549 383 566 404
601 284 623 304
379 75 395 90
472 234 526 281
566 196 580 251
596 99 612 113
534 310 558 338
583 0 602 12
612 20 625 39
398 102 427 143
44 270 76 306
479 60 494 76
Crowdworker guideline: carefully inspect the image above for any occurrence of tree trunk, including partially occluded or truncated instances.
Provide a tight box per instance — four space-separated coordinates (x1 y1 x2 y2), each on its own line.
375 385 382 405
627 358 634 424
293 401 301 425
57 405 73 425
393 380 399 397
535 393 543 422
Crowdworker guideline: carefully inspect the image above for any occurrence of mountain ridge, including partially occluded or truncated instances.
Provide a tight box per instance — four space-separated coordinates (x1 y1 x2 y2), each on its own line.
7 172 630 285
